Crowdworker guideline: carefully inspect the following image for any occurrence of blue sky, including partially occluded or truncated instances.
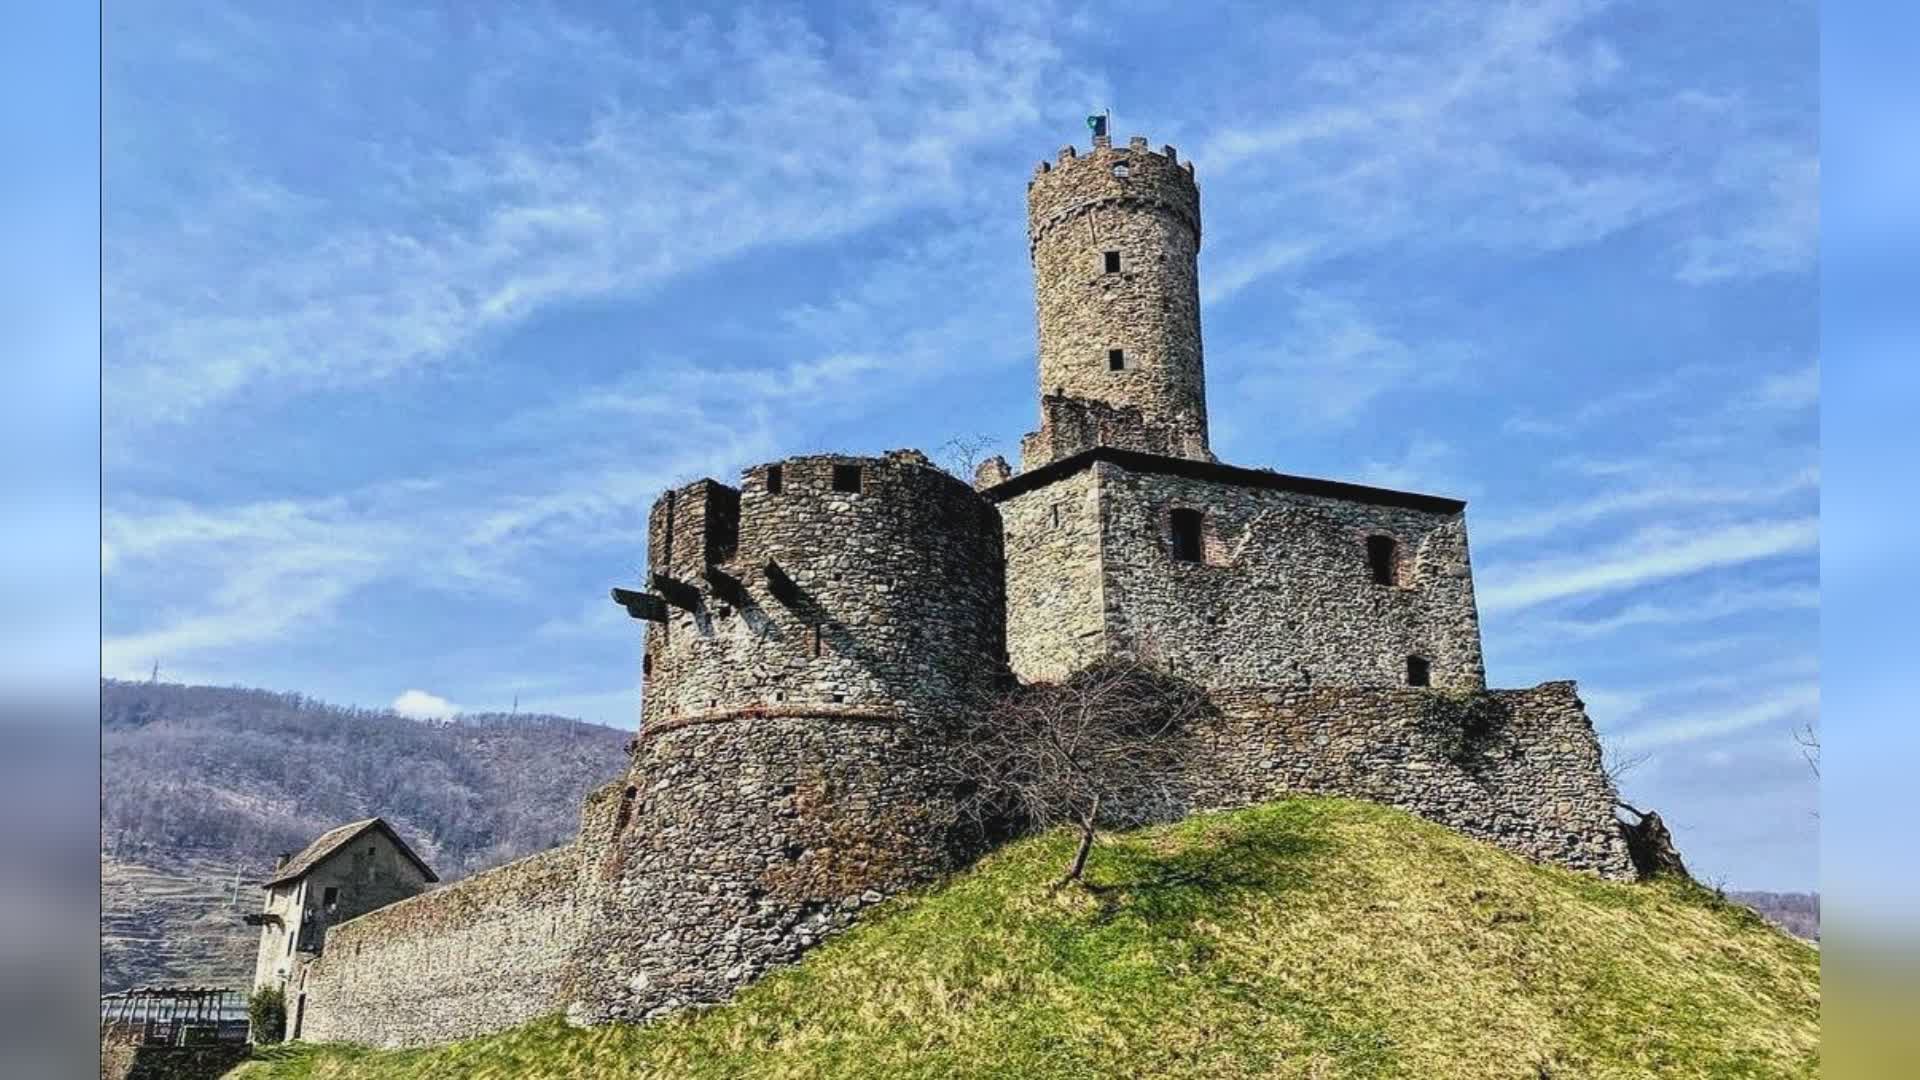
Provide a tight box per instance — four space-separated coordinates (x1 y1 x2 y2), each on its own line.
102 0 1818 890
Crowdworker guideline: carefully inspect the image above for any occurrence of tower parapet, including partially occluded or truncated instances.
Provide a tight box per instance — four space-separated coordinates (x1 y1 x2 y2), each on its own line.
1024 135 1209 470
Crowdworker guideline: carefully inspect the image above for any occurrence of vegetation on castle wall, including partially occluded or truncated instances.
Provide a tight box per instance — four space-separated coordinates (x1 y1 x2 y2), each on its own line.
235 798 1818 1080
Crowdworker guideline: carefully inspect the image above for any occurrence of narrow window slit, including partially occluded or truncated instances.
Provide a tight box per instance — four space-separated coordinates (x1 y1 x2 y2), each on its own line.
1367 535 1398 585
1170 508 1204 563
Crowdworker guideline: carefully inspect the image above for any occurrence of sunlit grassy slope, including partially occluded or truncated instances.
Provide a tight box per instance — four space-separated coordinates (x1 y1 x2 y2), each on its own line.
235 798 1818 1079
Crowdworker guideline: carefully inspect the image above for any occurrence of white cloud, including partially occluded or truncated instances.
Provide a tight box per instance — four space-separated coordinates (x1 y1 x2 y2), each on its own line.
106 2 1094 432
1519 583 1820 640
1612 684 1820 752
1477 516 1819 614
391 689 460 721
1475 467 1819 546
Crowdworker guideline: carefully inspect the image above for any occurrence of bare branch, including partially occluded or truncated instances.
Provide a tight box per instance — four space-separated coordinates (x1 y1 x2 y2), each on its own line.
942 658 1210 885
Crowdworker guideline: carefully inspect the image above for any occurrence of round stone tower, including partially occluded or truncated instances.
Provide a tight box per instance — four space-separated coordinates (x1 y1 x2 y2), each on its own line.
1022 133 1209 470
571 450 1007 1025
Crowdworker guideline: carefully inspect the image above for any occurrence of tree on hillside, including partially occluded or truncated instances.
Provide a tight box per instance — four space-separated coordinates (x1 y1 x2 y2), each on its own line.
947 659 1209 887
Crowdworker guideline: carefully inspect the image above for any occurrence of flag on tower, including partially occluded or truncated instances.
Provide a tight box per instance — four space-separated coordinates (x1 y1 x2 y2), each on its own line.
1087 113 1108 138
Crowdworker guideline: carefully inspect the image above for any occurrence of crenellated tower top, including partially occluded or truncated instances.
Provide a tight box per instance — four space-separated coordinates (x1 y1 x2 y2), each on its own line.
1020 133 1210 471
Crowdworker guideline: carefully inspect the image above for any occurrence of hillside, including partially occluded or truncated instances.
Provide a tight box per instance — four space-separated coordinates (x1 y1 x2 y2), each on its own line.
100 679 628 992
239 798 1819 1080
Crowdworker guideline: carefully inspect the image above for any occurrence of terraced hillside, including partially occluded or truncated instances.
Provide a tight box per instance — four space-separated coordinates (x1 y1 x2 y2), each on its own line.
100 679 627 992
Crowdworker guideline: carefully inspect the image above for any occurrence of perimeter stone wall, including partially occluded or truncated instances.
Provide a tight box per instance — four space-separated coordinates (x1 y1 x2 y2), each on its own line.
296 844 585 1048
1118 681 1635 880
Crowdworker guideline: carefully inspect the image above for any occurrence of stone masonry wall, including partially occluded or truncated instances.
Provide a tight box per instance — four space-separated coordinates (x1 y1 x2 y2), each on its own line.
999 465 1106 681
1025 136 1208 469
994 456 1485 692
1097 462 1486 691
296 844 584 1048
566 714 969 1025
1125 682 1635 879
641 450 1007 727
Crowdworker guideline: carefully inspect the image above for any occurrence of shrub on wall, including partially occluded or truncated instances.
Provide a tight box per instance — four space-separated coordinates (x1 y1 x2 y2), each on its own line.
249 987 287 1044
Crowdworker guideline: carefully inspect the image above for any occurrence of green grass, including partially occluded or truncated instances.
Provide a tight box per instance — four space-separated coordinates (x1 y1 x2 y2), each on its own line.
234 798 1818 1079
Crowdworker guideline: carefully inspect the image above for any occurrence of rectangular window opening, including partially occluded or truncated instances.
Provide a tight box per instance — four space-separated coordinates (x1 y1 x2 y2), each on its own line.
766 464 783 494
1108 348 1126 371
1407 656 1431 687
832 464 861 493
1170 508 1204 563
1050 504 1061 528
1367 535 1398 585
322 887 338 910
1103 250 1121 273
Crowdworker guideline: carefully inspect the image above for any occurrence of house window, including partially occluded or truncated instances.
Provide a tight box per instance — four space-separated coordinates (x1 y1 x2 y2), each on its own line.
1108 349 1126 371
1407 656 1431 687
1367 535 1398 585
766 464 783 494
809 625 823 658
1051 504 1061 528
832 464 861 493
322 887 338 911
1170 508 1204 563
1103 250 1122 273
1112 162 1131 178
642 653 653 678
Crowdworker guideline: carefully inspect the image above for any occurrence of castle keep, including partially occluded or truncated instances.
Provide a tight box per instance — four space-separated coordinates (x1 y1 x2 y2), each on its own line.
262 130 1633 1048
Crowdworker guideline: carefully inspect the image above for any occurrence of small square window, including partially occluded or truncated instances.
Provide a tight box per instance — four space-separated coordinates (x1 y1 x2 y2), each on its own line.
1108 349 1126 371
1103 250 1121 273
1407 656 1431 687
766 464 783 494
832 464 861 493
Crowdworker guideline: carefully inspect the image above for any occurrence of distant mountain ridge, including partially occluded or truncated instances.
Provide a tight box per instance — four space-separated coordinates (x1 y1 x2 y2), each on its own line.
100 678 629 992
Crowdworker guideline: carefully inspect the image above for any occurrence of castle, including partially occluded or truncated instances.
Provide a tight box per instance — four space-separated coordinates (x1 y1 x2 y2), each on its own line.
256 131 1634 1048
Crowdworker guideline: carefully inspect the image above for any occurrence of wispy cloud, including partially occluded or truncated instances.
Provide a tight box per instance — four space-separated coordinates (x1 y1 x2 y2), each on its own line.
1478 516 1818 614
1612 683 1820 752
105 2 1091 433
1475 467 1819 545
1518 584 1819 640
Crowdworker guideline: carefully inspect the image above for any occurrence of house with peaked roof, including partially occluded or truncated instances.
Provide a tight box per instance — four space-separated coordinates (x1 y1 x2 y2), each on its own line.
245 818 436 1017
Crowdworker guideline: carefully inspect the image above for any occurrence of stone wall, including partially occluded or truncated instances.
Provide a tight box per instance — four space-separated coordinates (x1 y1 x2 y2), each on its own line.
296 844 584 1048
565 712 971 1025
641 450 1007 727
999 464 1106 681
1111 681 1634 880
992 450 1486 693
1025 136 1208 469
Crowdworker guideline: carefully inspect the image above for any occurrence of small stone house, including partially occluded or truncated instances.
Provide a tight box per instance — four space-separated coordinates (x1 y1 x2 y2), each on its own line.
245 818 436 1025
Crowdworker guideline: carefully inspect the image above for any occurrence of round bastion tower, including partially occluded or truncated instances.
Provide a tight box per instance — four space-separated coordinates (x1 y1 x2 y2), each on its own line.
1022 133 1210 471
570 450 1007 1025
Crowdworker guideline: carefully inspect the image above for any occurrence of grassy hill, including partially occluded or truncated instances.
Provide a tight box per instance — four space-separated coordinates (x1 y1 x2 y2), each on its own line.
100 679 628 991
237 798 1819 1079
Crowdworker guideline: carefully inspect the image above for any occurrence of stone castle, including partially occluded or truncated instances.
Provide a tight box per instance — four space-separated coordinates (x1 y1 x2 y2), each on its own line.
255 131 1635 1048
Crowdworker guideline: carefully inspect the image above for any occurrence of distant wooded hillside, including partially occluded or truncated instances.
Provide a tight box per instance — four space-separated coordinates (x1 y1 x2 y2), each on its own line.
100 679 629 991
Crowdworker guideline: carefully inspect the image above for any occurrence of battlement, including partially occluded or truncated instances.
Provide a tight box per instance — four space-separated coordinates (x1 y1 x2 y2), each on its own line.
1028 135 1199 255
635 450 1006 730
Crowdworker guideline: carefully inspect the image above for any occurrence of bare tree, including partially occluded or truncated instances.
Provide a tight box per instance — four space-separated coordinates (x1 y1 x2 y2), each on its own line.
1601 735 1651 787
1794 723 1819 779
935 433 999 481
946 659 1210 887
